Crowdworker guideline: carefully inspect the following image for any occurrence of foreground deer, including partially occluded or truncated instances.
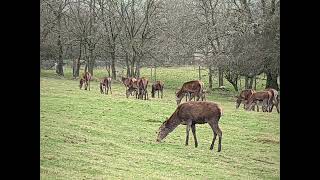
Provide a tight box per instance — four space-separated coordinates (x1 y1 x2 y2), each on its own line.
79 72 91 90
151 80 164 98
100 77 112 94
176 80 204 105
157 101 223 152
236 89 256 109
265 88 280 113
245 91 272 112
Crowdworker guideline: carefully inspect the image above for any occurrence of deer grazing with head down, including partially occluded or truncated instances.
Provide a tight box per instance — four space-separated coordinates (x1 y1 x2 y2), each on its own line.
245 91 272 112
157 101 223 152
235 89 256 110
175 80 204 105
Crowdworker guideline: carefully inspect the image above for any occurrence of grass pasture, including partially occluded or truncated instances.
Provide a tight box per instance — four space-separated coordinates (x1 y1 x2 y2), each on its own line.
40 67 280 179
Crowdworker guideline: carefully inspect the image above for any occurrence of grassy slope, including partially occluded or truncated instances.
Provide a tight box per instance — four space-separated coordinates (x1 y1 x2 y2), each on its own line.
40 67 279 179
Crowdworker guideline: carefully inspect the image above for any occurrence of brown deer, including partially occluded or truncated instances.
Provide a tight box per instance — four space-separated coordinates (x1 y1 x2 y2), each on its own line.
265 88 280 113
176 80 204 105
121 77 131 88
157 101 223 152
127 78 139 98
245 91 272 112
79 72 91 90
122 77 138 98
100 77 112 94
236 89 256 109
151 81 164 98
138 77 149 100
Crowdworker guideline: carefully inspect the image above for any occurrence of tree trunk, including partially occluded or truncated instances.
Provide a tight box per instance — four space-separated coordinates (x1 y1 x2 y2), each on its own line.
218 67 223 87
131 56 135 77
248 77 253 89
88 48 94 76
56 14 64 76
73 59 76 78
154 66 156 81
125 54 130 77
111 51 116 79
85 64 88 73
231 81 238 92
198 66 201 80
266 72 279 90
208 65 213 89
135 59 140 78
74 40 82 78
254 76 257 90
245 76 248 89
106 62 111 77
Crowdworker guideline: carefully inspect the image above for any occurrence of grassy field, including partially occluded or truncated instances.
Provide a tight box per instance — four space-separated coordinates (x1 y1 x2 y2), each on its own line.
40 67 280 179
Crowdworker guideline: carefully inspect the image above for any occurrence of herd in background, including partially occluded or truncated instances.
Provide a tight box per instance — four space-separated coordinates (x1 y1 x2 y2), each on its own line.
236 88 280 114
78 71 280 153
78 71 280 113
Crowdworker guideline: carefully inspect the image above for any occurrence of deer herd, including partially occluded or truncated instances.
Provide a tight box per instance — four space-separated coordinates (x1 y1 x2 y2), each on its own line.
78 71 279 153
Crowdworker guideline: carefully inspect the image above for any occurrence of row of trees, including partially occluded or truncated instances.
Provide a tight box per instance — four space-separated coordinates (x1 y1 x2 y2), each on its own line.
40 0 280 90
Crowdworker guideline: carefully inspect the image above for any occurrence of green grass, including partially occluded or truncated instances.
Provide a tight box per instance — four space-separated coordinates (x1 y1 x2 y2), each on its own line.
41 67 279 179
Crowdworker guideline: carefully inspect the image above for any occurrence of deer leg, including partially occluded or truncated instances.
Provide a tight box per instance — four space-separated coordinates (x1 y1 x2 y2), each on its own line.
185 122 192 146
191 123 198 148
276 102 280 113
208 121 217 150
196 94 200 101
217 124 222 152
126 89 129 98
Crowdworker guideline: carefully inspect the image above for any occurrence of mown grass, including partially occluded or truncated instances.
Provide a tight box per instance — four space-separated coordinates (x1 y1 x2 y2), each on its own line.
40 67 279 179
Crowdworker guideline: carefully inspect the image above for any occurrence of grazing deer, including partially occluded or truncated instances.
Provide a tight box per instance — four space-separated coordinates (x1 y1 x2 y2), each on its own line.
265 88 280 113
245 91 272 112
236 89 256 110
157 101 223 152
176 80 204 105
100 77 112 94
122 77 138 98
151 81 164 98
79 72 91 90
138 77 149 100
127 78 139 98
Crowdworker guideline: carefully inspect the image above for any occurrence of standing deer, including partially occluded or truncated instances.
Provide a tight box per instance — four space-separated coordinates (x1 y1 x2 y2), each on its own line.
79 72 91 90
265 88 280 113
138 77 149 100
151 81 164 98
157 101 223 152
100 77 112 94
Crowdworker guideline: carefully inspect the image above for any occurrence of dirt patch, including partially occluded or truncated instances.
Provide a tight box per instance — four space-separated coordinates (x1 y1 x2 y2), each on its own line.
256 137 279 144
145 119 162 123
63 134 87 144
